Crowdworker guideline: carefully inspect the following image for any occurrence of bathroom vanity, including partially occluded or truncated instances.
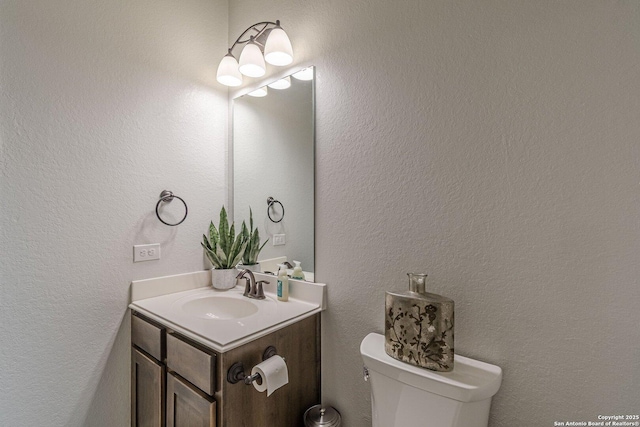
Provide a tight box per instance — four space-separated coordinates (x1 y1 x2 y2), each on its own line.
129 271 325 427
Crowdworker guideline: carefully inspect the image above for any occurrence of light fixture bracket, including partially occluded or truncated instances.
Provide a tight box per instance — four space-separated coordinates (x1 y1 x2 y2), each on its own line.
228 20 282 56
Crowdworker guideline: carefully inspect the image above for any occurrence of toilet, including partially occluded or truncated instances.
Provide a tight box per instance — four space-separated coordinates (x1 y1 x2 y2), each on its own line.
360 333 502 427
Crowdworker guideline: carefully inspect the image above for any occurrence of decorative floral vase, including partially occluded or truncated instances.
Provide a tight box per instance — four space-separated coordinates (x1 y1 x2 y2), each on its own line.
210 268 239 290
385 273 455 372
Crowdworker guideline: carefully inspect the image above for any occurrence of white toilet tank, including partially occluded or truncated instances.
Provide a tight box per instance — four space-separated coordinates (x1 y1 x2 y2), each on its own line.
360 333 502 427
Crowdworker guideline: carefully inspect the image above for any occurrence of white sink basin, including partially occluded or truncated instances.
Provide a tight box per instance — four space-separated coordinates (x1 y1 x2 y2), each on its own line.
130 271 325 352
180 296 259 320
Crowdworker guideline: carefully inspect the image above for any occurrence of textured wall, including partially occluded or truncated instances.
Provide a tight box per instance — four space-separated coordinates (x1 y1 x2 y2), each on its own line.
228 1 640 426
0 1 228 425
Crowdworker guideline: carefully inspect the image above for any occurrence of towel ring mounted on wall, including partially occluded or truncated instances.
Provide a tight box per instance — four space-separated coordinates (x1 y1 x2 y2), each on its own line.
156 190 188 226
267 197 285 223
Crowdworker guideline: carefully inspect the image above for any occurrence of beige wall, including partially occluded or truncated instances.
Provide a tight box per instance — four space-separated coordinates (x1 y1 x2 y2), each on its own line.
227 1 640 426
0 0 228 425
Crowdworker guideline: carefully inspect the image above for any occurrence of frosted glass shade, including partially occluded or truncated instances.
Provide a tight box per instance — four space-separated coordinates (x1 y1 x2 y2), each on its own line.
264 27 293 66
292 67 314 81
248 87 268 97
239 42 266 77
268 76 291 90
216 54 243 87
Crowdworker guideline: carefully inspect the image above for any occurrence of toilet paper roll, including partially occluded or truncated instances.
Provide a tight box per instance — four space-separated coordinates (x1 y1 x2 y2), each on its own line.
251 355 289 396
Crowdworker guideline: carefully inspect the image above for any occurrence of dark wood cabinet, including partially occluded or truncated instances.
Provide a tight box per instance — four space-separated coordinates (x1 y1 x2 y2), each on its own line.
131 311 320 427
132 348 165 427
216 315 320 427
167 373 216 427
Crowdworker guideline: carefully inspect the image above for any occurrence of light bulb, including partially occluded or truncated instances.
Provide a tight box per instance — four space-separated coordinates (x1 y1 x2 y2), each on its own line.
248 87 268 97
268 76 291 90
239 41 266 78
216 53 242 87
292 67 313 81
264 26 293 66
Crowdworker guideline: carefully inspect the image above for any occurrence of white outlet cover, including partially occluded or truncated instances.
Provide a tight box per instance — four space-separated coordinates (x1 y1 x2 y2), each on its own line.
273 234 286 246
134 244 161 262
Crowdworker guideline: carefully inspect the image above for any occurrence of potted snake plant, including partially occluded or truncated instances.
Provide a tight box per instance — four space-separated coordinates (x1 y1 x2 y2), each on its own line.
201 206 248 290
238 208 269 272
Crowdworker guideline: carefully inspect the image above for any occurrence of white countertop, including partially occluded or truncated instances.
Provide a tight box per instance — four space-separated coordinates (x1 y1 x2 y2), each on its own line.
129 270 325 353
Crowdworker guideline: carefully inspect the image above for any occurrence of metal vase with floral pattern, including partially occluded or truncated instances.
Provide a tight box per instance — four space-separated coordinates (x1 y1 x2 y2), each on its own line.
385 273 455 372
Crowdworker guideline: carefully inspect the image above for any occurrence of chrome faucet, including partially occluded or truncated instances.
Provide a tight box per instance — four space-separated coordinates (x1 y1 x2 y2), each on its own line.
236 269 266 299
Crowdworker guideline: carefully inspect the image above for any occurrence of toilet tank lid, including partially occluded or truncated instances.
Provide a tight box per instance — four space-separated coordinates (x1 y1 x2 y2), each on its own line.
360 333 502 403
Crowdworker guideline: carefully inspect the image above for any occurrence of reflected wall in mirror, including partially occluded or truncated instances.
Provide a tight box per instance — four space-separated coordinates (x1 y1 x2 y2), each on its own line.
233 67 315 281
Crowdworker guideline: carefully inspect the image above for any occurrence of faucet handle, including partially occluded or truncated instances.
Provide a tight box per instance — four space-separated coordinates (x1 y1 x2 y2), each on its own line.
255 280 268 299
242 278 251 297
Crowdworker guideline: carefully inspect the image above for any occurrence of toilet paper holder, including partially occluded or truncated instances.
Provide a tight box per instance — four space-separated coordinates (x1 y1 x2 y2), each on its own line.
226 346 284 385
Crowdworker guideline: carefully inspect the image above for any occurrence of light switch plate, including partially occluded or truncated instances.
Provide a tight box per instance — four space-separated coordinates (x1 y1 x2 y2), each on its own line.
134 244 161 262
273 234 286 246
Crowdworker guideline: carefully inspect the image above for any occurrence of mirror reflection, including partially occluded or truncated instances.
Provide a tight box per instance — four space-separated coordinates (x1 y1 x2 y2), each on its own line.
233 67 315 281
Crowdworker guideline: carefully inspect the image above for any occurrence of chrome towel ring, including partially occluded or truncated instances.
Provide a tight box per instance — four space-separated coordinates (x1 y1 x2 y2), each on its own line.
267 197 285 223
156 190 188 226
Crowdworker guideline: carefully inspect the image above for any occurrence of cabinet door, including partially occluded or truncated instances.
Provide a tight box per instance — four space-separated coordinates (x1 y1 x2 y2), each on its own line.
132 348 165 427
167 372 216 427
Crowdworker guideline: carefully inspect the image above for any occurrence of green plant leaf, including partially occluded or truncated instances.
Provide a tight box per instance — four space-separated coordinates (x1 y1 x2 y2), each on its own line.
248 228 260 263
218 206 229 256
202 206 249 269
201 243 223 269
230 239 249 268
208 221 219 253
240 221 251 264
241 221 249 240
227 222 236 257
228 232 244 264
202 234 212 252
215 245 228 267
238 206 268 265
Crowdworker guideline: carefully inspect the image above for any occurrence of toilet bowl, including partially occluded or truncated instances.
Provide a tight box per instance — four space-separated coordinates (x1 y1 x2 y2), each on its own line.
360 333 502 427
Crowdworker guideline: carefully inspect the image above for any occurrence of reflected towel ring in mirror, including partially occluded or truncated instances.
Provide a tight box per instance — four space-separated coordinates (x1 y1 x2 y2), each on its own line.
267 197 285 223
156 190 188 226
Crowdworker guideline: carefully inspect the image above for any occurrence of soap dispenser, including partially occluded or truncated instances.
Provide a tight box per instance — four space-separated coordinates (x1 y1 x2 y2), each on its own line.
276 264 289 302
384 273 454 372
291 260 305 280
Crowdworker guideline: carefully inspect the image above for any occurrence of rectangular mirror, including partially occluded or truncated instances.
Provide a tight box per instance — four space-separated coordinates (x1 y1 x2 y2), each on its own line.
232 67 315 281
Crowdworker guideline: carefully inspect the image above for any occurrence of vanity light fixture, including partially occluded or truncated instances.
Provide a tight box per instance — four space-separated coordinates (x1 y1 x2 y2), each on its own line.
292 67 313 81
248 87 268 97
217 20 294 87
267 76 291 90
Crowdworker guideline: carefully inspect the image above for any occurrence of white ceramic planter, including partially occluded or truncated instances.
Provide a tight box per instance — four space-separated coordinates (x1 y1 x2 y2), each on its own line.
210 268 239 290
238 263 261 273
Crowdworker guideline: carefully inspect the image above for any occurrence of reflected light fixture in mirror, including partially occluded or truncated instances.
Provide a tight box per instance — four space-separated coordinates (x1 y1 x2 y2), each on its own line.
248 87 268 97
292 67 314 81
268 76 291 90
217 20 294 87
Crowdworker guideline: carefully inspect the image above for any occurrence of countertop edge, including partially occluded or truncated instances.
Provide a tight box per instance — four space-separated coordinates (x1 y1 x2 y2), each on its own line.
129 302 323 353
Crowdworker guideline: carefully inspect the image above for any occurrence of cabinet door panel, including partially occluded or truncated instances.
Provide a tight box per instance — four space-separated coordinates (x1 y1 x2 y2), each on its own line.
167 372 216 427
132 348 165 427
